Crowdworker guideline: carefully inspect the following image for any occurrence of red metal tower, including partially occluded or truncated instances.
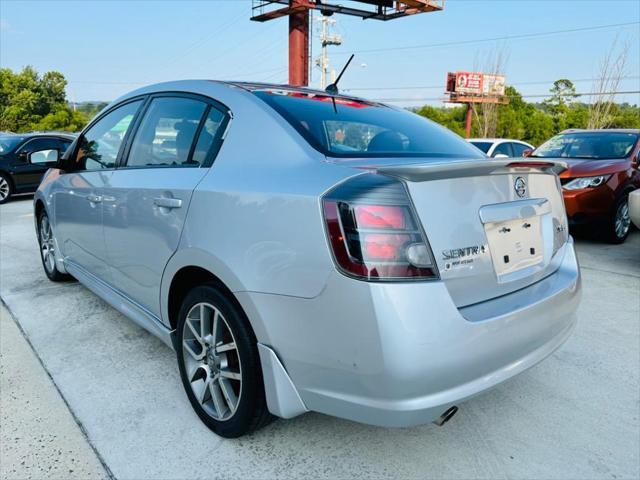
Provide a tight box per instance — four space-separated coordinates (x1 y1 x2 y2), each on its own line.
251 1 445 87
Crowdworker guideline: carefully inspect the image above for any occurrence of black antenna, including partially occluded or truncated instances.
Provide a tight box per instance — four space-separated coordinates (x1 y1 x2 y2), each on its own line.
325 54 354 96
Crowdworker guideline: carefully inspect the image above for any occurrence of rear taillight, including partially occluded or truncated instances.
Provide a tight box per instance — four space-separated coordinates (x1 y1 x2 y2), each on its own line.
322 174 438 281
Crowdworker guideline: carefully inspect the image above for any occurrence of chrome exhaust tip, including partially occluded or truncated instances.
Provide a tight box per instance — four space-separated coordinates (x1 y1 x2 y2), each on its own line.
433 406 458 427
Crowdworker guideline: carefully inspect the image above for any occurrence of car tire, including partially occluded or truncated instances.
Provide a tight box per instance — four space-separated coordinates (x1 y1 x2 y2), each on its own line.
607 194 632 244
37 209 73 282
176 284 273 438
0 173 13 204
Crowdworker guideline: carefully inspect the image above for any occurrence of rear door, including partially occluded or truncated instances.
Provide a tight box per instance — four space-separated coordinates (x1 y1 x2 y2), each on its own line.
103 94 230 317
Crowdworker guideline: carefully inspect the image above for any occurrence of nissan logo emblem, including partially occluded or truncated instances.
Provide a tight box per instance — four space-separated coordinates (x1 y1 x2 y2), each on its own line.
514 177 527 198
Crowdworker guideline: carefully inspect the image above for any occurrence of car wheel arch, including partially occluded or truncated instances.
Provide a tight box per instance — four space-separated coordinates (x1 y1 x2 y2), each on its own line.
166 265 239 331
34 198 46 218
612 180 637 205
0 169 14 189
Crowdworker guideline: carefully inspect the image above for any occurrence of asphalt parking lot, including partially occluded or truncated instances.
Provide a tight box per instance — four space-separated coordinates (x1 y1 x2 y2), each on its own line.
1 196 639 480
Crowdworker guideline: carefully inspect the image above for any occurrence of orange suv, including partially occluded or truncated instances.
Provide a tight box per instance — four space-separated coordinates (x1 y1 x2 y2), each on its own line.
531 129 640 243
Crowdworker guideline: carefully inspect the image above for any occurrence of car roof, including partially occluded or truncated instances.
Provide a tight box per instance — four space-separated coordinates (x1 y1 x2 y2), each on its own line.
114 79 385 110
1 132 77 141
560 128 640 134
221 81 379 103
468 138 532 144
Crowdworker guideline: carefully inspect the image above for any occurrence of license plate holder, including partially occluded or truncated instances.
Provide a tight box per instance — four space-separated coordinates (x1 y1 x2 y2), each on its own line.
484 216 543 279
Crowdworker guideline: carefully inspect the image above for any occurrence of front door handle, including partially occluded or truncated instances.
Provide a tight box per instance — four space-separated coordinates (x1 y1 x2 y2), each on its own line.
86 194 102 203
153 197 182 209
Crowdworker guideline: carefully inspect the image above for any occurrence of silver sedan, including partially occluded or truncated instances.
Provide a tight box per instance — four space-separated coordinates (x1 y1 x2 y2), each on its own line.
34 81 581 438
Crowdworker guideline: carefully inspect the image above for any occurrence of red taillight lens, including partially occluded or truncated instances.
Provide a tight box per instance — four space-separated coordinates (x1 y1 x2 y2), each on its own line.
362 233 410 261
353 205 406 229
322 174 437 281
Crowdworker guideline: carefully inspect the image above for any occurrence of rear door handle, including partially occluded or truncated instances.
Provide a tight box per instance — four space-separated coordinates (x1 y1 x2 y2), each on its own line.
153 197 182 209
86 194 102 203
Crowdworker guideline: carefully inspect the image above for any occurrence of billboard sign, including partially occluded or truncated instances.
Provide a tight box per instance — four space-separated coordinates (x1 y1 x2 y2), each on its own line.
482 74 506 96
447 72 506 97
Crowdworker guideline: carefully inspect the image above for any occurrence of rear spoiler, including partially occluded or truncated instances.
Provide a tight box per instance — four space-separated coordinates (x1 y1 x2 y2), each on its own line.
368 159 568 182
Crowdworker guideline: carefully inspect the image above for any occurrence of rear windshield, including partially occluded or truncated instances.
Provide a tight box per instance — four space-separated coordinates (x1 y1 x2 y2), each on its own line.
253 90 483 159
533 132 639 160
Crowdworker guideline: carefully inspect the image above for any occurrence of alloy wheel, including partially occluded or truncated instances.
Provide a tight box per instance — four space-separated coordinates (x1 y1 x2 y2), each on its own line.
181 302 242 421
0 177 9 201
39 214 57 274
614 200 631 239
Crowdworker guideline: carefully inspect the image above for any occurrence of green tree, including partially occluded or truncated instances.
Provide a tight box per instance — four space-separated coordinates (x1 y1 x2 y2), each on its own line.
0 66 87 132
542 79 579 132
413 82 640 148
414 104 467 137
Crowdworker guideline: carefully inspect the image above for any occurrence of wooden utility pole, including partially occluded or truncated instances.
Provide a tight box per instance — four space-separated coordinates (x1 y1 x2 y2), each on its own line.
251 1 445 87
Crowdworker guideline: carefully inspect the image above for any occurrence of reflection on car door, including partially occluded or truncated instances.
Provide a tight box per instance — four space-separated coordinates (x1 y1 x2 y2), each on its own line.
54 100 143 282
103 95 229 317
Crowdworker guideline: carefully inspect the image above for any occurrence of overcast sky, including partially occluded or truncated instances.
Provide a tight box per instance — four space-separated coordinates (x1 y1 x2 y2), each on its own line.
1 0 639 107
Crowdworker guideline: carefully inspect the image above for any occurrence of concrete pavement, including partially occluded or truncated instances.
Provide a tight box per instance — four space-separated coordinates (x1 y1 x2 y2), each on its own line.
0 302 108 479
0 196 639 479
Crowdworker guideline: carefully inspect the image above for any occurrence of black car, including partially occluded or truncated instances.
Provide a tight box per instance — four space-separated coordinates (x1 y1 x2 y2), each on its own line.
0 133 75 204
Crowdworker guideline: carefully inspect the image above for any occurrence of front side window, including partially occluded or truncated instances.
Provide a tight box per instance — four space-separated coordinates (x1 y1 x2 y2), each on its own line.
534 132 639 160
59 139 73 155
73 100 142 171
126 97 207 168
253 90 483 159
18 138 59 156
511 143 531 157
492 142 513 157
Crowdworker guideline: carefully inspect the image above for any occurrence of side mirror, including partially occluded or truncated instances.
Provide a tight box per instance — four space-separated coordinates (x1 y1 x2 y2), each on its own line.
493 153 510 159
523 149 534 157
56 136 82 171
29 149 60 165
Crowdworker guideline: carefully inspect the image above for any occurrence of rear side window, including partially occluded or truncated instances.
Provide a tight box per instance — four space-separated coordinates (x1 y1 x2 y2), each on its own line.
192 107 227 166
126 97 207 168
253 90 483 159
73 100 142 171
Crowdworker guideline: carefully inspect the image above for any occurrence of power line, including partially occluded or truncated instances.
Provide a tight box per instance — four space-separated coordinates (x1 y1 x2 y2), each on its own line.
373 90 640 103
162 9 247 69
344 76 640 92
333 21 640 56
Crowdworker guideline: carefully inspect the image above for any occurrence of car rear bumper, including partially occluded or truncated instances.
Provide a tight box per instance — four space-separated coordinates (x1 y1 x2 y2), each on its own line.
239 239 581 427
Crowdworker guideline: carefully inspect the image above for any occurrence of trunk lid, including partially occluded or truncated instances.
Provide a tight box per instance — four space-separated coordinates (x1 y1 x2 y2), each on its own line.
351 158 569 307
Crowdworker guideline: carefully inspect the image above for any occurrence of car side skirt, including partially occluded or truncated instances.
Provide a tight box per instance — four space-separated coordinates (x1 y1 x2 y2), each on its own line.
64 260 174 348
